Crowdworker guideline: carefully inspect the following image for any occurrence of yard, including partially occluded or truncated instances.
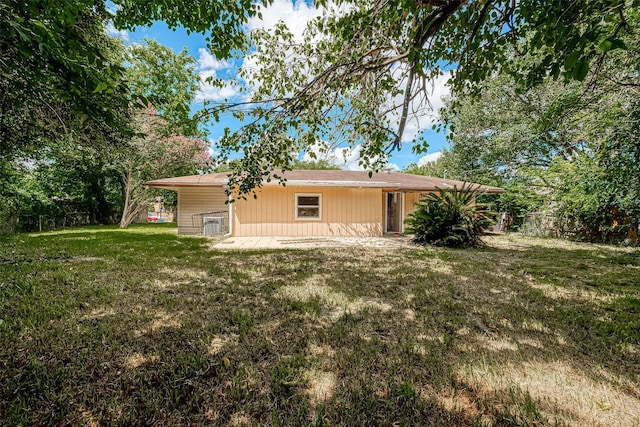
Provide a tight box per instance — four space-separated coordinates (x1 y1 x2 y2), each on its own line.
1 224 639 426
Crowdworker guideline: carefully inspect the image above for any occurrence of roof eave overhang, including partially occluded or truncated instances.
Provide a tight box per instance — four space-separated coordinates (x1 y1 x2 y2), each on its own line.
144 178 505 194
145 182 228 190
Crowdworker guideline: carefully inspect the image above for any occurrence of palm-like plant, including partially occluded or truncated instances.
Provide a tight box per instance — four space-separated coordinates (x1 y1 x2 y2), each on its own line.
404 183 496 247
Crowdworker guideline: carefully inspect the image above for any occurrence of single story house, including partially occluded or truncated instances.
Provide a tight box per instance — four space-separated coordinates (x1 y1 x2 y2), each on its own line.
146 170 504 237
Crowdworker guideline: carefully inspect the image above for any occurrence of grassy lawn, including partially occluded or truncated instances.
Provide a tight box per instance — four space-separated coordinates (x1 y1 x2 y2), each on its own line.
1 224 639 426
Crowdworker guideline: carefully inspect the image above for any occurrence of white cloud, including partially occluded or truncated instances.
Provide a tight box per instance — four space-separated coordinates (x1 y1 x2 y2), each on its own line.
106 2 121 15
206 141 220 159
106 22 129 40
417 151 443 166
196 81 241 102
335 146 398 171
238 0 326 99
196 48 237 101
247 0 323 43
334 145 364 171
302 142 364 170
301 142 397 171
197 48 233 71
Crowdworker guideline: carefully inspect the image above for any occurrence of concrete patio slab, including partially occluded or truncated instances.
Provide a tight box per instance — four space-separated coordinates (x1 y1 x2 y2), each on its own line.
211 235 413 250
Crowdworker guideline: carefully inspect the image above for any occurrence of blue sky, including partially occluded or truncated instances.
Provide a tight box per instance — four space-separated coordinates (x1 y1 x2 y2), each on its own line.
110 0 450 170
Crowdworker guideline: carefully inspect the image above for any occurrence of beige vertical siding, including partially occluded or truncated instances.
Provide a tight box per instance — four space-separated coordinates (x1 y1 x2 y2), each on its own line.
404 192 426 221
177 187 228 235
232 186 383 237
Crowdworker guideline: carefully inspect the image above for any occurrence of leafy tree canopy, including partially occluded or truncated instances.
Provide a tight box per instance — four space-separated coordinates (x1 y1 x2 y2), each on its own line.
113 0 638 194
290 159 341 170
433 13 640 241
115 37 211 227
125 39 201 136
113 0 262 59
0 20 210 232
0 0 132 156
116 108 213 228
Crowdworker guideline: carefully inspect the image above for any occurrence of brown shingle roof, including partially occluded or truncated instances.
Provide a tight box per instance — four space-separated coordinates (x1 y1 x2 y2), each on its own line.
146 170 505 193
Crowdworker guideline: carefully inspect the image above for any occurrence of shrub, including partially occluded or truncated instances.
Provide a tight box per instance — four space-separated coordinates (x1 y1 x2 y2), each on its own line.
404 183 496 247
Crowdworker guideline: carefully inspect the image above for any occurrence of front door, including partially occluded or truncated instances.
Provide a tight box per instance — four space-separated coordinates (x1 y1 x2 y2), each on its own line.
386 192 403 234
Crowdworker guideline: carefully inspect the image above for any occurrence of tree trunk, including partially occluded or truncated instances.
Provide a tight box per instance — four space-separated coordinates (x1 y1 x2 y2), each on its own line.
120 168 152 228
119 168 134 228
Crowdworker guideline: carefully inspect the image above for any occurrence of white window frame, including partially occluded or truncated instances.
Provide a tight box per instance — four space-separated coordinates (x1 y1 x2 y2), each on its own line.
295 193 322 220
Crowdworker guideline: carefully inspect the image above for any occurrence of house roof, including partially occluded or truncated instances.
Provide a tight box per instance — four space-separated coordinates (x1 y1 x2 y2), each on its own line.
146 170 505 194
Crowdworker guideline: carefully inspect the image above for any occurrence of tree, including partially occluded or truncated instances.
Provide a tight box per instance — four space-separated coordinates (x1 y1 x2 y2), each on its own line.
403 153 485 184
113 0 260 60
290 159 341 170
0 158 51 233
113 0 638 194
437 23 640 241
1 0 132 157
35 142 123 226
125 39 201 136
117 109 213 228
1 1 133 232
115 40 211 228
0 23 209 232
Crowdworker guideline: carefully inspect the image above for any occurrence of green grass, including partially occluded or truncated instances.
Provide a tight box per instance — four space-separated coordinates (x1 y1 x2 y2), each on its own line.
1 224 639 426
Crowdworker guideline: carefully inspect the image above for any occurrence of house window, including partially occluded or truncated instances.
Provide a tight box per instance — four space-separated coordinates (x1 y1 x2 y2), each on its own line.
295 193 321 220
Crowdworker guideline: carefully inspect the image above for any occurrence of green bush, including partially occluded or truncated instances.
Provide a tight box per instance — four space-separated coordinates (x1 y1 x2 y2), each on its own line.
404 184 496 247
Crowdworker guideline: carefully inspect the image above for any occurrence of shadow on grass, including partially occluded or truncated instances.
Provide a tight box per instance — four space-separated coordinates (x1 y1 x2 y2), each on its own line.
0 228 639 425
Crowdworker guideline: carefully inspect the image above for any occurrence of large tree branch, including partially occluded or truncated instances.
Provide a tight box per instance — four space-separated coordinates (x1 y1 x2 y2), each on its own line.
459 0 495 66
391 0 466 148
388 66 415 152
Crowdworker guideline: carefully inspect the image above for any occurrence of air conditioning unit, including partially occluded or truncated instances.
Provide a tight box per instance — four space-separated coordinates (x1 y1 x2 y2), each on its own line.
203 217 225 236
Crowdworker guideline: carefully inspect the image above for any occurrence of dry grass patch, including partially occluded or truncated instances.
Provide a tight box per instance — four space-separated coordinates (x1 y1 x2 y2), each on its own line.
515 337 544 349
419 384 485 422
228 412 252 426
459 359 640 426
403 308 417 321
123 352 160 369
276 277 350 307
159 266 209 280
520 319 552 333
621 343 638 355
475 335 519 352
305 368 337 404
152 267 210 288
207 333 239 355
79 307 115 321
73 407 101 427
275 274 393 320
307 342 336 359
530 282 618 303
133 310 182 336
422 257 456 275
64 256 105 263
